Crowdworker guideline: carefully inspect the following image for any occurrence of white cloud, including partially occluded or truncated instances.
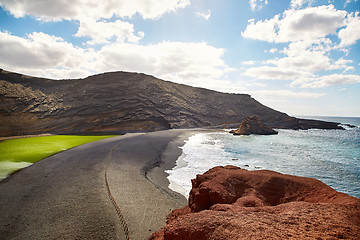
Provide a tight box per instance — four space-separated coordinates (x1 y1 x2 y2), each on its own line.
0 30 89 70
0 29 231 86
269 48 278 53
243 66 309 80
290 0 313 9
242 4 360 89
338 12 360 47
196 10 211 20
0 0 190 21
75 20 144 45
0 0 190 47
292 74 360 88
249 0 268 11
241 60 256 66
344 0 359 7
242 16 279 42
267 52 328 72
268 40 334 73
19 68 93 80
242 5 347 43
251 89 324 99
277 6 346 42
96 41 228 85
332 58 354 72
243 37 356 84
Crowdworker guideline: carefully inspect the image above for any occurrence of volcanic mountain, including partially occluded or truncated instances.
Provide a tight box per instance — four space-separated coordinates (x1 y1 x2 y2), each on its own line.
0 69 341 137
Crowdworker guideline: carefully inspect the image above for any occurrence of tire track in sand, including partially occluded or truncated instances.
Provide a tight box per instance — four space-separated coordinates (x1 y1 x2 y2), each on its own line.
105 142 130 240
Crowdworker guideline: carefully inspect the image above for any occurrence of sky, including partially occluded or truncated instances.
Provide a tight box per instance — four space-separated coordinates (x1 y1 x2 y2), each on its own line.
0 0 359 117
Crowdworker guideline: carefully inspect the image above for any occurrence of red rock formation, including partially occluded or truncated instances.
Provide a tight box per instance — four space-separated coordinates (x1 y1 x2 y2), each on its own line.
150 166 360 240
230 116 278 135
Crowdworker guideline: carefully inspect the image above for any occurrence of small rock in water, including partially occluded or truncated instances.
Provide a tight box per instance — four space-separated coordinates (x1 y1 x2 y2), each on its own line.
244 164 249 167
344 124 356 128
231 116 278 135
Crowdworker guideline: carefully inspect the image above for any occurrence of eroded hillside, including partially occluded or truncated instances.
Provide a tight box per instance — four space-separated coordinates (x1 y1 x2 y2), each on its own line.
0 70 341 136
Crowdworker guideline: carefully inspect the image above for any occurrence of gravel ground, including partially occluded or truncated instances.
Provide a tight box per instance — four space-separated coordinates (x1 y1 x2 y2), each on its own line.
0 129 201 240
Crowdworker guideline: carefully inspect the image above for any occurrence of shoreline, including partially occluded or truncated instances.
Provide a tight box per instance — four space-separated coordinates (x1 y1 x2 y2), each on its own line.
103 129 202 239
146 129 213 202
1 128 359 239
161 128 360 199
0 133 53 141
0 129 217 239
0 135 130 239
104 129 219 239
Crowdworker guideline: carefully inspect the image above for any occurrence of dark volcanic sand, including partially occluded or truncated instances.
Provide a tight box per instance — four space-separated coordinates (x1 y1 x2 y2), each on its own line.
0 129 201 240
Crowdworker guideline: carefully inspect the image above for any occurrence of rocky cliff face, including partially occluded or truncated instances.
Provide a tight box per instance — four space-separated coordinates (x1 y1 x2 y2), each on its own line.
150 166 360 240
0 70 342 136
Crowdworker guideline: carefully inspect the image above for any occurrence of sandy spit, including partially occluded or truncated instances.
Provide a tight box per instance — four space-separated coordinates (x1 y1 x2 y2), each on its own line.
0 129 209 240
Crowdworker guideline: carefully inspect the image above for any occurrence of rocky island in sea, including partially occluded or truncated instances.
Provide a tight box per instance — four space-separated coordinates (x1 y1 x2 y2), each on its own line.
230 116 278 135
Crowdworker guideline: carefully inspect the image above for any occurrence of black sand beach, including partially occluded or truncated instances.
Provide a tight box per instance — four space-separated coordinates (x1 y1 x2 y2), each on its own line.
0 129 203 240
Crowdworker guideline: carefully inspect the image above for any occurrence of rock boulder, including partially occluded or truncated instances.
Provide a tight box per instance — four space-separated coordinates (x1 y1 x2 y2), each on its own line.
150 166 360 240
231 116 278 135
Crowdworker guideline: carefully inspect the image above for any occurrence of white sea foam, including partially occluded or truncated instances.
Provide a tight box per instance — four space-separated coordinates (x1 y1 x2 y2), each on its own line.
167 128 360 198
166 133 230 198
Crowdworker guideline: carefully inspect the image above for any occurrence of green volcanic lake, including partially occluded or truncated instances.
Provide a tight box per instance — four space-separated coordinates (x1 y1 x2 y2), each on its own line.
0 135 117 180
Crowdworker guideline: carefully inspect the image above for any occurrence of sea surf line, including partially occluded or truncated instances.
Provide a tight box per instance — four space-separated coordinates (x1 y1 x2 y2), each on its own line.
167 127 360 198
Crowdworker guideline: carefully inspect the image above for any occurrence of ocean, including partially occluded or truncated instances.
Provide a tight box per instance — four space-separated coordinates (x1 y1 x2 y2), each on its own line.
166 117 360 198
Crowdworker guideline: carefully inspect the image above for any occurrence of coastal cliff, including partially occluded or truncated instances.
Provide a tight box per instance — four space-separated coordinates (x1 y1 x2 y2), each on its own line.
150 165 360 239
0 70 342 136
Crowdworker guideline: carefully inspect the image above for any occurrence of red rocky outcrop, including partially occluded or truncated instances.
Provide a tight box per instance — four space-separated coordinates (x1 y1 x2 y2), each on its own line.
150 166 360 240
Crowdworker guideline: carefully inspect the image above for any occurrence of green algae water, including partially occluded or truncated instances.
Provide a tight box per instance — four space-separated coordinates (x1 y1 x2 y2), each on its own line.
167 117 360 198
0 135 117 180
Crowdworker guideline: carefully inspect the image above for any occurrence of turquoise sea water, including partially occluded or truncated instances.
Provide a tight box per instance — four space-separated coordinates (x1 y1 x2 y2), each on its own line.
167 117 360 198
